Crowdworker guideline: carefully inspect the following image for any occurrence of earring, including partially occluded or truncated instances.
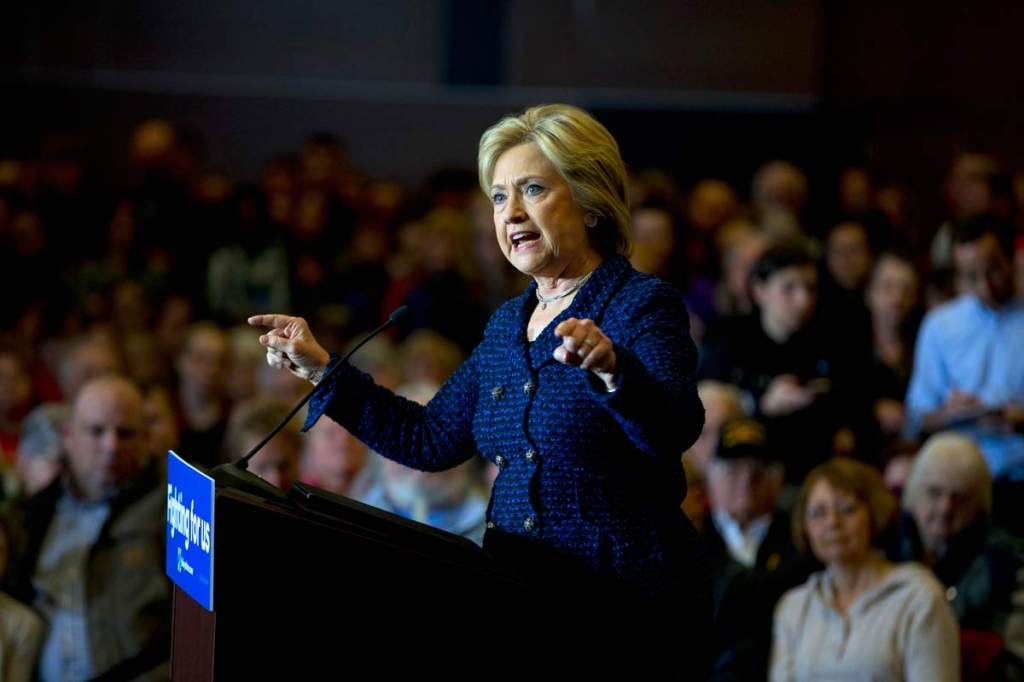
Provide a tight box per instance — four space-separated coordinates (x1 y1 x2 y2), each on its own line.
584 214 598 228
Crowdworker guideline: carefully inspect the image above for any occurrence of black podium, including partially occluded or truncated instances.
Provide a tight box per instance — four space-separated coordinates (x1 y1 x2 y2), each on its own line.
170 480 526 680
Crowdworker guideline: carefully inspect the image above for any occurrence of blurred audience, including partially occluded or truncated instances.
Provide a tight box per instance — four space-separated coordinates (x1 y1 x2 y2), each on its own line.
0 516 45 682
703 219 767 351
142 382 181 470
205 183 291 328
355 381 488 546
12 402 68 499
343 330 404 391
221 394 302 491
831 164 906 254
682 177 740 282
770 457 960 681
49 331 124 404
1 373 172 681
879 439 921 501
702 417 817 681
816 220 875 361
861 250 925 455
299 415 381 500
0 344 36 464
930 152 1015 281
750 159 810 237
399 328 465 388
682 379 748 483
389 205 488 356
699 235 864 496
224 323 265 405
170 320 233 471
884 432 1024 679
0 115 1022 679
630 194 717 344
903 213 1024 535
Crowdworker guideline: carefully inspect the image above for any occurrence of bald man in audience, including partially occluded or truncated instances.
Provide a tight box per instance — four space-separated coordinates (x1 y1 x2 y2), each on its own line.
1 373 172 681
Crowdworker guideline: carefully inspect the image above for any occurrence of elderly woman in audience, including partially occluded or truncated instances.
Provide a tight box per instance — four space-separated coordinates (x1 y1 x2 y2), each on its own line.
770 456 959 681
884 432 1024 678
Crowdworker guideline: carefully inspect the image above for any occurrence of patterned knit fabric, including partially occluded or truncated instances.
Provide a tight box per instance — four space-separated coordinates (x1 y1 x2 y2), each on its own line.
305 255 706 597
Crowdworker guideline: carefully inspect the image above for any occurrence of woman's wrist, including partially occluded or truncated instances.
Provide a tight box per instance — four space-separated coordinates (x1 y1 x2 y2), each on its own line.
308 352 335 385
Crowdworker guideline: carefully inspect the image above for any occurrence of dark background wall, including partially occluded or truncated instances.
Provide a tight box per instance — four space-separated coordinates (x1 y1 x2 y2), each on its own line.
2 0 1021 232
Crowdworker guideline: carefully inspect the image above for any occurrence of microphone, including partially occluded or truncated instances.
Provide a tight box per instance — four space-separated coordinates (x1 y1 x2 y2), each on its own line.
209 305 409 501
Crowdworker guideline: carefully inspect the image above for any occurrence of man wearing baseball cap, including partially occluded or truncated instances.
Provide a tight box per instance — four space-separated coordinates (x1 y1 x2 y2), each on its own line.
703 416 818 680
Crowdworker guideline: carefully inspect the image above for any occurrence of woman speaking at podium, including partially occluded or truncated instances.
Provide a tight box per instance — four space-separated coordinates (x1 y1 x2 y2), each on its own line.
250 103 711 678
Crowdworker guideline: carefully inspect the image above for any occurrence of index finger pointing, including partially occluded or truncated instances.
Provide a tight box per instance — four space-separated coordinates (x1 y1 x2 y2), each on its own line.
248 314 292 328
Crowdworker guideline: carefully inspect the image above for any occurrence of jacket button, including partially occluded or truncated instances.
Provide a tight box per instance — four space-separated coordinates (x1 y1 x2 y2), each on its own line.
486 521 495 530
523 380 534 394
495 455 507 468
525 449 536 461
523 516 536 531
491 386 503 400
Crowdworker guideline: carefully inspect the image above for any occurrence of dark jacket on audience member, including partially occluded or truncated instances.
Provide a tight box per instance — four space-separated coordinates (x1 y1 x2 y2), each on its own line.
2 461 172 681
702 510 820 681
883 510 1024 677
698 312 867 483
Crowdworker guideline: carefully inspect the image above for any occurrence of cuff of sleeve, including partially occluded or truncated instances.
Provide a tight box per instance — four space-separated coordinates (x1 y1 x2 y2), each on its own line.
591 344 635 403
301 353 343 434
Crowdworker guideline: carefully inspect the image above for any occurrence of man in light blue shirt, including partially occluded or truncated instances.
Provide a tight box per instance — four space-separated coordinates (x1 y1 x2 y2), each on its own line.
904 213 1024 531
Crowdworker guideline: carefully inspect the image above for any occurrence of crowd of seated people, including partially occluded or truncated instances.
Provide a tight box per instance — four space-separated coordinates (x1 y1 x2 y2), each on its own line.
0 116 1023 679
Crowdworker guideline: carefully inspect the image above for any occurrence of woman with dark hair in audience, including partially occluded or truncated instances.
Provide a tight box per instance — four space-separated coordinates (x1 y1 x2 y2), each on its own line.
699 235 867 498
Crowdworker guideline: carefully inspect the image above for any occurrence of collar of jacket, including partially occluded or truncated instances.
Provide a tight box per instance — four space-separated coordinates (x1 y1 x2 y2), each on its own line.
519 256 631 365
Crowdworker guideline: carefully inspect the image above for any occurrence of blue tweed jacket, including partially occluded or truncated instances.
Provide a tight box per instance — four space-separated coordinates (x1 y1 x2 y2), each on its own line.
305 255 706 597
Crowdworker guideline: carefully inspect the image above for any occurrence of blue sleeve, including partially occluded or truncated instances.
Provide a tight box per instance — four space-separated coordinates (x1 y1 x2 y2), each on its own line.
594 282 705 459
903 312 947 439
302 351 481 472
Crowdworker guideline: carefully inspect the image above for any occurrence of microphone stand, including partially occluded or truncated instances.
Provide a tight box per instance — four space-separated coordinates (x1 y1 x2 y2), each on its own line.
208 306 408 502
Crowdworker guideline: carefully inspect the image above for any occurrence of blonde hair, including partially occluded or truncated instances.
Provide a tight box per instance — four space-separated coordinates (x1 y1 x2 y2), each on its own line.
696 379 747 420
477 103 632 259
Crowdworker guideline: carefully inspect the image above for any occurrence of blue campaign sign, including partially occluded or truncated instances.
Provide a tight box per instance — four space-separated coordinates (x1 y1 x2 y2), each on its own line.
166 451 215 611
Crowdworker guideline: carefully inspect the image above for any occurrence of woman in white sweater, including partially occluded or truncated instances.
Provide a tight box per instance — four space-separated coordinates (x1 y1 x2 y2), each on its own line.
770 457 960 681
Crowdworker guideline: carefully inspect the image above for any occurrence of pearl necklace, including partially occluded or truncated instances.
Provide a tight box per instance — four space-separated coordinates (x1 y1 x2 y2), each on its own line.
535 270 594 310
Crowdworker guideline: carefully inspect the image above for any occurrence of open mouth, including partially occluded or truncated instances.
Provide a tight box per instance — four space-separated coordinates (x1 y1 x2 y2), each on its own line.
510 231 540 250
